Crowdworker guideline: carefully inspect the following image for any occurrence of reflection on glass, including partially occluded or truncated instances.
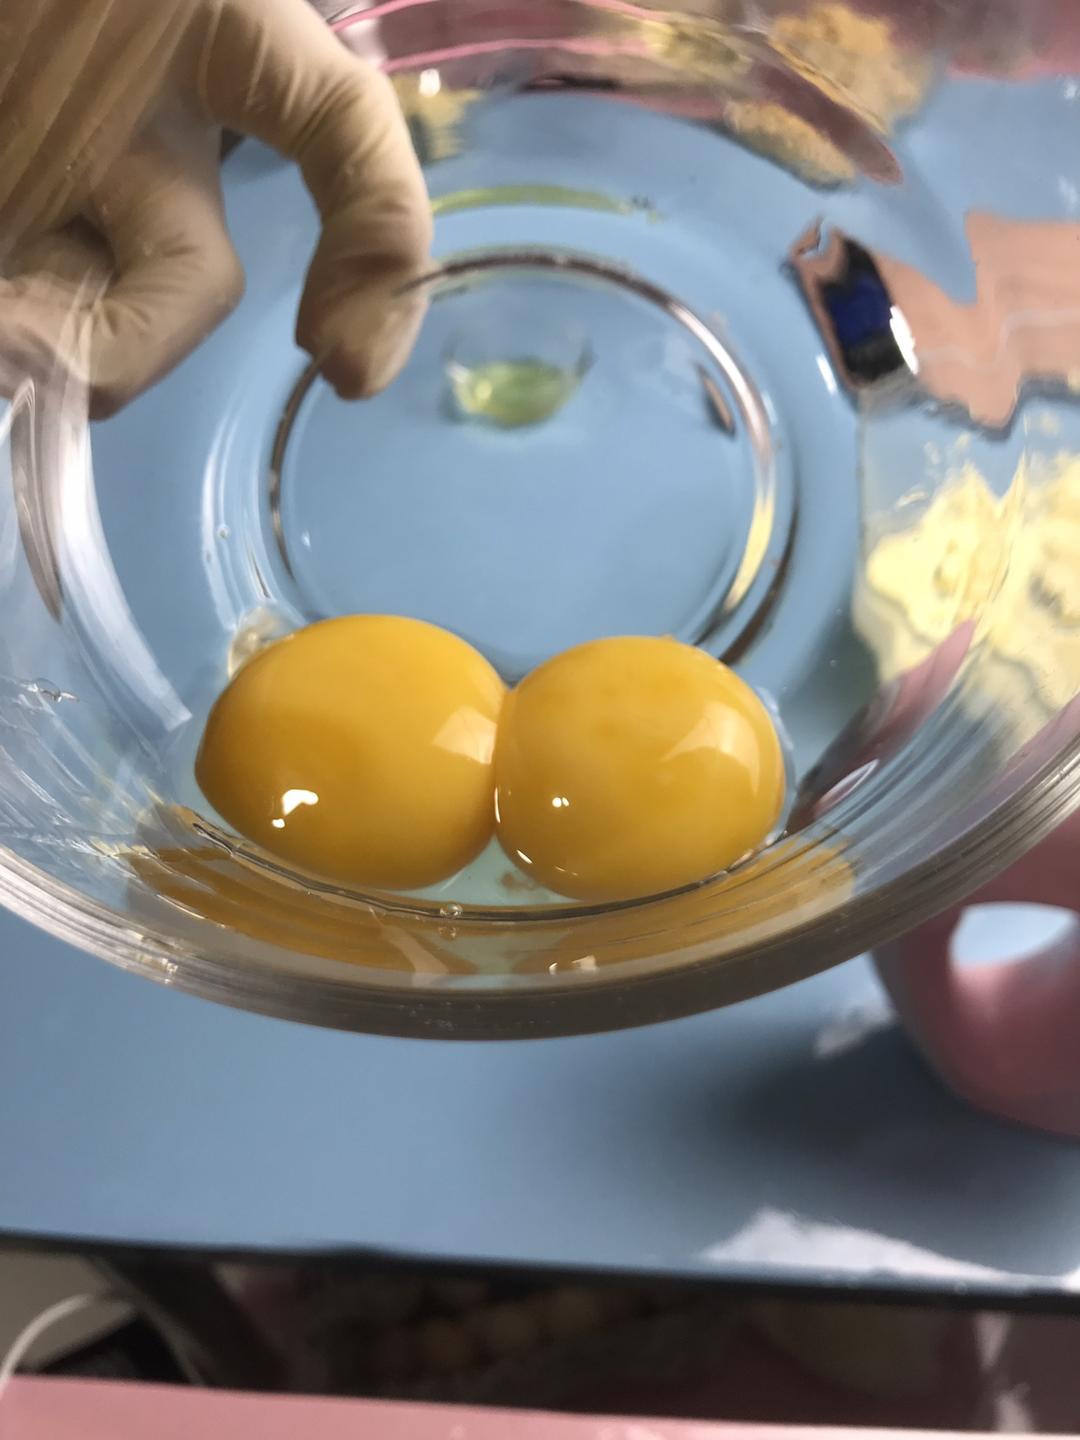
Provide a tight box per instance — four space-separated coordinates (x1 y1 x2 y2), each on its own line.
445 299 592 429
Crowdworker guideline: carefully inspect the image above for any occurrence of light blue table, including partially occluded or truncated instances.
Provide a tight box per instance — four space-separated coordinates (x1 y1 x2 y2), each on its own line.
4 79 1080 1302
3 904 1079 1301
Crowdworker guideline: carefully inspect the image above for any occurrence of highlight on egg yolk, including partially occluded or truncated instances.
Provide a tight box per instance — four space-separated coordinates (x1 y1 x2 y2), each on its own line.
493 636 785 903
196 615 505 891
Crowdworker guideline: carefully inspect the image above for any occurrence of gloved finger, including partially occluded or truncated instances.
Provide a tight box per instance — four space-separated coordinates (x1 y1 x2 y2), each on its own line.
84 118 244 417
196 0 431 397
0 222 110 406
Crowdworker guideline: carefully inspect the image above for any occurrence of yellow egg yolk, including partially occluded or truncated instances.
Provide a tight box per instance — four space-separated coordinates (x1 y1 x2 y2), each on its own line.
196 615 505 891
494 636 785 903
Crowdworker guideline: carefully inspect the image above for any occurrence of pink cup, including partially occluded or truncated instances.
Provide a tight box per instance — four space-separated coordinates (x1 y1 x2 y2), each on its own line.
874 807 1080 1138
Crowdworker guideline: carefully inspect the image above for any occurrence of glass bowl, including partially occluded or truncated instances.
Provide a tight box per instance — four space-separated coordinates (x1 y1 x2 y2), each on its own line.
1 0 1079 1037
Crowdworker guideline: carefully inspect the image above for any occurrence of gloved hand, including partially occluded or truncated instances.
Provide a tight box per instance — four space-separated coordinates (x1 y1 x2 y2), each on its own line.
0 0 432 416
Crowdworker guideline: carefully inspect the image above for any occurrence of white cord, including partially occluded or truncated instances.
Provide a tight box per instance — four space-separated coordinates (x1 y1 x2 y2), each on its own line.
0 1292 115 1411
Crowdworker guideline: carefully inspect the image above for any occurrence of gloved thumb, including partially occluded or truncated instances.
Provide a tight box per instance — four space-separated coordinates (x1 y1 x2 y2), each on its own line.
197 0 432 398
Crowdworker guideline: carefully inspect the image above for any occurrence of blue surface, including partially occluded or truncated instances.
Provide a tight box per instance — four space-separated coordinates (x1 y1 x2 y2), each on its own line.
2 903 1080 1297
5 76 1080 1289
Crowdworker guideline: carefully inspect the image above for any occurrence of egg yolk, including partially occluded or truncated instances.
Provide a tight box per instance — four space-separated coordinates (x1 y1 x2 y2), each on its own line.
196 615 505 891
493 636 785 902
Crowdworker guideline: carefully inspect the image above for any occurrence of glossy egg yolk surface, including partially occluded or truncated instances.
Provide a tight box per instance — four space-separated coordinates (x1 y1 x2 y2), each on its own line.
494 636 785 903
196 615 505 891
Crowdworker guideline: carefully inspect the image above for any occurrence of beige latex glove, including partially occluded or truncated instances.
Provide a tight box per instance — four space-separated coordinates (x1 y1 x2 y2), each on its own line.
0 0 432 417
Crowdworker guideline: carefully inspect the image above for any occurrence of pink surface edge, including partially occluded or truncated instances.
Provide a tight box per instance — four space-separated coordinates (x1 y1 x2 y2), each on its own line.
6 1378 1072 1440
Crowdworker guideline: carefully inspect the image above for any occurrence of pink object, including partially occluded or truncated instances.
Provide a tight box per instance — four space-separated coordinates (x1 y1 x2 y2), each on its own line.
875 807 1080 1139
5 1377 1075 1440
